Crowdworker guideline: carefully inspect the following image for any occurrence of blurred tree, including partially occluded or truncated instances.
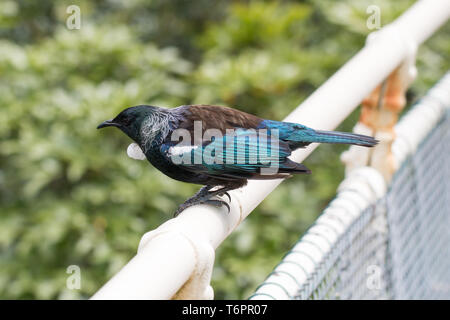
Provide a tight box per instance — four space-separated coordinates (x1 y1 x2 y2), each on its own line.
0 0 448 299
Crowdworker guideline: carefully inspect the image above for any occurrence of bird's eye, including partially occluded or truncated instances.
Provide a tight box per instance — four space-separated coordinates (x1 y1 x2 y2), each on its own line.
120 116 132 126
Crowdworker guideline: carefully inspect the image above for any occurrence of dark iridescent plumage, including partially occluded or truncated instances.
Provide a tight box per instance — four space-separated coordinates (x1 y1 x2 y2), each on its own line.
98 104 377 215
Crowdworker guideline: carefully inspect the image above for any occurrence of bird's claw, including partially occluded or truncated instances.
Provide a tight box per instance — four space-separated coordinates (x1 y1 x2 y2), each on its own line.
205 199 230 213
173 198 230 217
173 204 187 217
219 191 231 202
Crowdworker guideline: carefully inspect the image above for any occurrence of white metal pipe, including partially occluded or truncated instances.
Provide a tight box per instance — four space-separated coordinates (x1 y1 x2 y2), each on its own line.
92 0 450 299
93 232 197 299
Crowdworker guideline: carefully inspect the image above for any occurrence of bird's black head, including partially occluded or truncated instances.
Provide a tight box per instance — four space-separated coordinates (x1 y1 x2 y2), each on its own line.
97 105 160 143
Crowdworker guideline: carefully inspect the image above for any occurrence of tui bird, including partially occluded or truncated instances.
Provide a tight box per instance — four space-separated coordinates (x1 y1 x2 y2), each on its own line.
98 104 377 216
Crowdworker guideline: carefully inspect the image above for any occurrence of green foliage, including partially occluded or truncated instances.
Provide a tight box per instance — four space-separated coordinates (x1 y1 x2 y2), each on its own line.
0 0 448 299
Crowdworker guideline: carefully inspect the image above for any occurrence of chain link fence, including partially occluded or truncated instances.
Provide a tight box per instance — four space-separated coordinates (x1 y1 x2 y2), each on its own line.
250 73 450 300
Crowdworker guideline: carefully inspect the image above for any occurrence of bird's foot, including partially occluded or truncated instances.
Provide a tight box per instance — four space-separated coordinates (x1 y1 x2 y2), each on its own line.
205 199 230 212
173 186 232 217
173 198 230 217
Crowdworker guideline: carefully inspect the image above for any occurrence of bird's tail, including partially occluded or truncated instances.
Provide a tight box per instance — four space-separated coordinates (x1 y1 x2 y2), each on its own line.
311 130 378 147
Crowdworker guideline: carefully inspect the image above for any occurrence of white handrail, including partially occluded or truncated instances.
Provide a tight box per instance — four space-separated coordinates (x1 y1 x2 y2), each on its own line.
91 0 450 299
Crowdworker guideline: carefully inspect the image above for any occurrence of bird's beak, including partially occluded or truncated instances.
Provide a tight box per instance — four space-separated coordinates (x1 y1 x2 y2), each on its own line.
97 119 119 129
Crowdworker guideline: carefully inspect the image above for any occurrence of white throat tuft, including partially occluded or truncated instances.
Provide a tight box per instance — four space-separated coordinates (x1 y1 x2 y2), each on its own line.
127 143 146 160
